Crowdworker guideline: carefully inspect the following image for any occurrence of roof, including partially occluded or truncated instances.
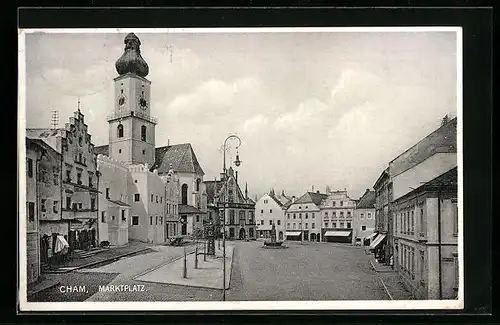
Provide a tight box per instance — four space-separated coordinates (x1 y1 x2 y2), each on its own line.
26 137 61 157
356 190 376 209
293 192 328 206
373 167 390 190
91 143 205 176
107 199 131 207
152 144 205 175
395 167 458 203
178 204 205 214
268 191 292 208
205 180 224 204
94 145 109 156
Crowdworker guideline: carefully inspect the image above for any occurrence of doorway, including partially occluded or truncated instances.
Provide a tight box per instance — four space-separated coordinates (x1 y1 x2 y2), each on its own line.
239 228 246 240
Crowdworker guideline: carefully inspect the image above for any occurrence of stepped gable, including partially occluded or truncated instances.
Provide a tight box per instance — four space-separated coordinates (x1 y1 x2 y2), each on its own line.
152 143 205 176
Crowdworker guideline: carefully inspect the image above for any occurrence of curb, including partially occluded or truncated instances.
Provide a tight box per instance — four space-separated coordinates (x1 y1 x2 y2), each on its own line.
380 277 393 300
43 247 153 274
132 248 196 280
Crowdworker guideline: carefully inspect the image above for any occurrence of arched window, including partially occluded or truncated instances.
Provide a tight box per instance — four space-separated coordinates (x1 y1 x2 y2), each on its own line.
196 179 201 192
117 124 124 138
181 184 188 205
141 125 147 141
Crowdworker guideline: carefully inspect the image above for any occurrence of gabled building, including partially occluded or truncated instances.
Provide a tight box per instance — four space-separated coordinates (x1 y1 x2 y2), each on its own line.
319 189 356 243
353 189 376 246
285 191 327 241
205 167 256 240
255 189 292 241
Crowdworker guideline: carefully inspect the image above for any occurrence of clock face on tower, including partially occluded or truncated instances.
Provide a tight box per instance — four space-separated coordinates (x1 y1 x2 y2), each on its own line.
139 97 148 109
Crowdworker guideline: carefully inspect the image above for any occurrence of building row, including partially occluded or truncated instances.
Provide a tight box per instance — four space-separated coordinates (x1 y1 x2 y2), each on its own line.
24 32 256 288
368 115 458 300
255 187 376 245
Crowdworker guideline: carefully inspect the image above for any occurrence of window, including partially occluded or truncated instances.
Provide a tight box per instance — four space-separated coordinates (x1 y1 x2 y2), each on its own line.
340 212 344 218
160 197 163 204
312 223 315 229
112 215 116 221
141 125 147 141
53 201 58 213
411 210 415 234
91 198 96 210
305 213 308 219
28 202 35 222
332 212 336 218
77 172 82 185
229 210 235 224
101 211 106 223
119 149 122 153
452 199 458 235
325 212 328 217
66 169 71 182
340 222 344 228
66 197 71 209
270 209 272 213
287 213 290 219
419 208 425 235
261 209 264 214
361 225 366 231
27 158 33 178
420 251 425 282
264 199 267 204
277 220 281 226
150 216 153 225
181 184 188 205
332 222 337 228
360 213 364 220
287 223 290 229
261 220 264 225
142 149 145 155
156 195 159 203
347 222 351 228
324 222 328 228
293 214 296 219
117 124 124 138
312 213 315 219
293 223 296 229
121 210 126 221
53 167 59 185
41 199 47 212
340 201 343 207
332 201 336 207
196 179 201 192
134 194 140 202
78 203 82 210
367 212 372 219
305 223 308 229
106 188 110 199
156 216 158 225
159 217 163 225
196 215 200 222
347 211 351 217
299 213 302 219
269 220 272 225
132 216 139 225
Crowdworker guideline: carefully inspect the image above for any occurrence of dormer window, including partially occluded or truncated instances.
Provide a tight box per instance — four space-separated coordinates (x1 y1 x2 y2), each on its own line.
141 125 147 141
78 136 83 146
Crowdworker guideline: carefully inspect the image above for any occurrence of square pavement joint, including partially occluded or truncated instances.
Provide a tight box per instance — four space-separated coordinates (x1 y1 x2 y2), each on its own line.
134 244 234 290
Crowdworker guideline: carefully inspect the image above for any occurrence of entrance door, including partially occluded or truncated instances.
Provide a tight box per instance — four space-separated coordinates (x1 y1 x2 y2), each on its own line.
278 231 283 241
239 228 246 240
248 227 254 239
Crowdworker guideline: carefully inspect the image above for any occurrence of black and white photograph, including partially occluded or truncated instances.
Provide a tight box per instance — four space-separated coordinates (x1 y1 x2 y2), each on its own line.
18 27 463 311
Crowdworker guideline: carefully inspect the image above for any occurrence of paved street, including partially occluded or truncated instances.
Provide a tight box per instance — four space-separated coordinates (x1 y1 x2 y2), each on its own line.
226 240 389 301
30 240 401 302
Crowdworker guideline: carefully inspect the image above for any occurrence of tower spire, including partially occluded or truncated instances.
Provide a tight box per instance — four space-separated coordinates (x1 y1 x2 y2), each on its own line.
115 33 149 77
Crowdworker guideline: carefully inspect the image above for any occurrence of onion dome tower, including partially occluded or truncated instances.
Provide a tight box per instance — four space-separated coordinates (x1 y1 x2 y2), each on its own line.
108 33 156 167
115 33 149 77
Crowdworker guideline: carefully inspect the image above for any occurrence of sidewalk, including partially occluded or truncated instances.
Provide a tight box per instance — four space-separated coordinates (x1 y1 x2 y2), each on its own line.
134 243 235 290
369 258 416 300
43 240 154 274
27 274 62 297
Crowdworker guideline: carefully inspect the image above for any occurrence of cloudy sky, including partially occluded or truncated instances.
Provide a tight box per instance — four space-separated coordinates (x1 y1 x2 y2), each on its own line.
23 29 458 200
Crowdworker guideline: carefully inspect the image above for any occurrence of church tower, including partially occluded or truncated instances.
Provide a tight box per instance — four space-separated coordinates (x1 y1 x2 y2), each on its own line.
107 33 156 166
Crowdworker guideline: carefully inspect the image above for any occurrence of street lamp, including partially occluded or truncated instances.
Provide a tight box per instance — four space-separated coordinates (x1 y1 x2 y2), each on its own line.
221 134 242 302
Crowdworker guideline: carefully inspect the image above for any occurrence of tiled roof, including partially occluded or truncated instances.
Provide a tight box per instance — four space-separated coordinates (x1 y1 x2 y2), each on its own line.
26 137 61 157
178 204 205 214
152 144 205 176
294 192 328 206
94 145 109 156
356 190 376 209
205 180 224 204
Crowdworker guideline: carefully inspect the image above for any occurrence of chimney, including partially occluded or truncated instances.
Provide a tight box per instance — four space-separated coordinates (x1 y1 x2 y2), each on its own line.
441 114 449 126
312 185 315 192
282 189 285 196
316 190 320 194
292 196 296 203
168 139 170 146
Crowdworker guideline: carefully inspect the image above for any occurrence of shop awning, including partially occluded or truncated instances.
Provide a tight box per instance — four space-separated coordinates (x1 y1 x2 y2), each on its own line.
369 234 387 250
364 232 378 241
324 231 352 237
285 231 301 236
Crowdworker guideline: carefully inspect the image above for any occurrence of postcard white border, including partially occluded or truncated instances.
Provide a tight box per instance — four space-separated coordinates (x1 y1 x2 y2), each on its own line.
18 26 464 312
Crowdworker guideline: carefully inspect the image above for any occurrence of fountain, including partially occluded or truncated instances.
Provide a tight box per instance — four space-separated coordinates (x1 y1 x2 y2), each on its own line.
263 222 286 249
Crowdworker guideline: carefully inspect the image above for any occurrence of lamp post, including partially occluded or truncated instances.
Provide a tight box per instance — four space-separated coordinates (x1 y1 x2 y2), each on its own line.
221 134 242 302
